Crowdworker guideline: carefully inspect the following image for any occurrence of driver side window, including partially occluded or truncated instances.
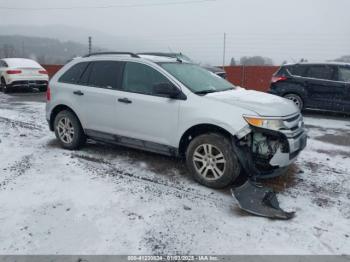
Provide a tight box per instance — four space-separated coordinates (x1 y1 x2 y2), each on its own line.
122 62 172 96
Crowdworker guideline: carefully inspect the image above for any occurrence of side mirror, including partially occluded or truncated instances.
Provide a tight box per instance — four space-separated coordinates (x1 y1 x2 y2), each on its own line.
153 83 186 100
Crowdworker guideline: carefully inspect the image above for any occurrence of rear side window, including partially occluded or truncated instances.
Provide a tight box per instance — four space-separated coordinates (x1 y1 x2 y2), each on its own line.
306 66 335 80
338 67 350 82
87 61 125 89
59 62 89 84
286 65 308 77
273 67 287 76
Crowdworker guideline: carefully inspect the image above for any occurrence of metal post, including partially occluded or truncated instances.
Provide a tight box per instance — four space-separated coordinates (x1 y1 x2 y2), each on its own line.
222 33 226 68
88 36 92 55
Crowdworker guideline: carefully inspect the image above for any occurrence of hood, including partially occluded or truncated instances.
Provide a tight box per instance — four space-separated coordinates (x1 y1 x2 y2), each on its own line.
206 88 299 117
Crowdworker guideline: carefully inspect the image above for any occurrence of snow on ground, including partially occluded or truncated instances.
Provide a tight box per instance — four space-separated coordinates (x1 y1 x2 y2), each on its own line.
0 93 349 255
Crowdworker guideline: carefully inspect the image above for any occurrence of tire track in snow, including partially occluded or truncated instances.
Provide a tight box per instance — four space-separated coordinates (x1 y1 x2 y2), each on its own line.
0 116 45 131
72 153 232 207
0 155 33 190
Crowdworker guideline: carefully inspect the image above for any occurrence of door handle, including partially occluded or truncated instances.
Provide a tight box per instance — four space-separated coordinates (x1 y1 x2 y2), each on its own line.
118 98 132 104
73 90 84 96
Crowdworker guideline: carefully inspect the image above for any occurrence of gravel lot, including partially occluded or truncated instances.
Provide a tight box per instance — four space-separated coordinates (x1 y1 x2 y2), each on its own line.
0 92 349 255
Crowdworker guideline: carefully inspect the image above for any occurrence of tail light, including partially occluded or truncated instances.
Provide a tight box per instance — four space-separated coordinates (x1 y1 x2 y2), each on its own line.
271 76 287 83
39 70 48 75
6 70 22 74
46 85 51 101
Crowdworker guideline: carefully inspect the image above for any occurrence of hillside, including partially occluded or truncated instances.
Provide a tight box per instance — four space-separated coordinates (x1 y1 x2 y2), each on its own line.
0 25 163 55
0 35 92 64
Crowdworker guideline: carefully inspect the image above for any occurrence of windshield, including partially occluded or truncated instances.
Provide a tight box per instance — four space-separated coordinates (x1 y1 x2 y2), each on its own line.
160 63 234 94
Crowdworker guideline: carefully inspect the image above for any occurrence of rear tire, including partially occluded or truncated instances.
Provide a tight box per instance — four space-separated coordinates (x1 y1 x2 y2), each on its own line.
284 93 304 110
1 78 9 94
186 133 241 189
54 110 86 150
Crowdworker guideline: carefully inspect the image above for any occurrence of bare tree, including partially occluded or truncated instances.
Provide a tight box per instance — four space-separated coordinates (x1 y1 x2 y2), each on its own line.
230 57 236 66
239 56 274 66
333 55 350 63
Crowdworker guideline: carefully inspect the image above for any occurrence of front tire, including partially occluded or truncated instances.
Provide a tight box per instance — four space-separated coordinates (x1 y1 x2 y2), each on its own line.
54 110 86 150
186 133 241 189
284 93 304 110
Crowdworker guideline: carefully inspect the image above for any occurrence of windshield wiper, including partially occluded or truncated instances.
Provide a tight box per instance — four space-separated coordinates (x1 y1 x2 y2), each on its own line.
194 90 217 95
194 88 232 95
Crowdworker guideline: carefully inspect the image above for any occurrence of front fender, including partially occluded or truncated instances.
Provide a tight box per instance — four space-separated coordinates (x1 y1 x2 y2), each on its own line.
280 84 307 100
176 117 250 147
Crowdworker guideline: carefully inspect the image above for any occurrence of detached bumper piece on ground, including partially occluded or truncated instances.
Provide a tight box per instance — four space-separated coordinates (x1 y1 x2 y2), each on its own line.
232 181 295 220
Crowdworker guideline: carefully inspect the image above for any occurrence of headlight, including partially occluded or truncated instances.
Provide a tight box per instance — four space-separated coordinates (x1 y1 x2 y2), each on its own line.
243 116 284 130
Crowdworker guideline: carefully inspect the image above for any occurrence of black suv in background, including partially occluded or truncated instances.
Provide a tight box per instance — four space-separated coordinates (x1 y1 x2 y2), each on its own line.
269 63 350 113
202 65 227 79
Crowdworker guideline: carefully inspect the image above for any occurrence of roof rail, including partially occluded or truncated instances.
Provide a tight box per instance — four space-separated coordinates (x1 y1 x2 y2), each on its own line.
138 52 178 58
83 52 140 58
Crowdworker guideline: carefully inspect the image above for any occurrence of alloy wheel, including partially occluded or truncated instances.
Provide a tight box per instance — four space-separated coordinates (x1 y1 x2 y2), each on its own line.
192 143 227 181
57 117 75 144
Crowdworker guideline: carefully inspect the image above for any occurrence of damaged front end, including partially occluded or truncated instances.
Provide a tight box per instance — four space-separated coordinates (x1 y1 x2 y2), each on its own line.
234 113 307 179
231 113 307 219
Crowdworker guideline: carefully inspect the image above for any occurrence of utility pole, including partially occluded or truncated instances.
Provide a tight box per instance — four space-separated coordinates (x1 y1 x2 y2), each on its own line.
88 36 92 55
222 33 226 68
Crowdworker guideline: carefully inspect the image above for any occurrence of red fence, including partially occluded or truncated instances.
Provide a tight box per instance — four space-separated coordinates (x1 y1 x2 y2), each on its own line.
42 64 279 92
224 66 279 92
42 64 63 79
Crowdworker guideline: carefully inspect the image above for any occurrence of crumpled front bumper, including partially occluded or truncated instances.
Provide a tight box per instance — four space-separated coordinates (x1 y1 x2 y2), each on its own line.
234 113 307 179
260 113 308 178
269 128 307 168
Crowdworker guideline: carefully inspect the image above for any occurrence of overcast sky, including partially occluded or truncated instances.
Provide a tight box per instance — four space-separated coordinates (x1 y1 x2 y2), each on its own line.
0 0 349 65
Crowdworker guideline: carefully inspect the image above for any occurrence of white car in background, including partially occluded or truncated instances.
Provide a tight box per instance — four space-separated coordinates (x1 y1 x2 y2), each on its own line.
0 58 49 93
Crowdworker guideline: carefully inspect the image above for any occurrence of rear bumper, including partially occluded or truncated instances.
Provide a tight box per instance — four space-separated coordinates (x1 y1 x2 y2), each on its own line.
8 80 48 89
46 102 55 131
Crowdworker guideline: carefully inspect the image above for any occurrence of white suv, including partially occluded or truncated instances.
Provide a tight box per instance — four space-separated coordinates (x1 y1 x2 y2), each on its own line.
46 52 307 188
0 58 49 93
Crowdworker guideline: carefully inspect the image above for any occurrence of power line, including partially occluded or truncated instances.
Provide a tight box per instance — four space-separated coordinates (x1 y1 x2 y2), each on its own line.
0 0 217 11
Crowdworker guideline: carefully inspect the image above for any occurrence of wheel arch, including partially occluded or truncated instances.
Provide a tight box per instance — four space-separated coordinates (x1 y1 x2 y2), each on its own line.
178 123 234 157
283 92 305 109
280 85 307 100
49 104 82 132
283 91 305 98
